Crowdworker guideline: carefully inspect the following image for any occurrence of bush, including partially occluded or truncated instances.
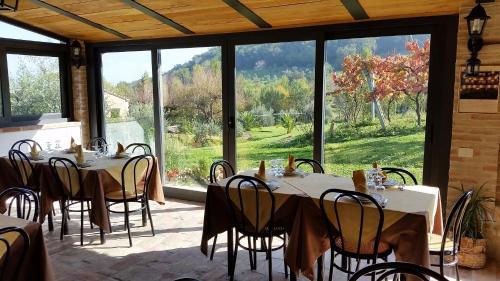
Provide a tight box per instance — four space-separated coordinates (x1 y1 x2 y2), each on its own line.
280 112 296 134
251 105 275 127
238 111 258 131
193 121 221 146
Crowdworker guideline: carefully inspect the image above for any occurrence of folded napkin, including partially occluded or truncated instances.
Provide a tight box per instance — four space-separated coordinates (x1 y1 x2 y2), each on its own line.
285 154 296 173
30 144 40 159
116 142 125 154
352 170 368 194
254 160 267 181
74 145 85 165
70 137 77 149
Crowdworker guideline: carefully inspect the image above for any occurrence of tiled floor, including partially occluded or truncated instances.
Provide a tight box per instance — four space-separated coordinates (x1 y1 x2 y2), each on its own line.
44 198 497 281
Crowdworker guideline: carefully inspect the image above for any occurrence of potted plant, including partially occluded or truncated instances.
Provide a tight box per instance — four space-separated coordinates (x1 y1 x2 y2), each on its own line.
455 183 494 269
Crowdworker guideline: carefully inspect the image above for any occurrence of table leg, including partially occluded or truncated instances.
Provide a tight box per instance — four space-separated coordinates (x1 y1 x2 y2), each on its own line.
100 227 106 244
227 228 233 276
47 210 54 232
290 272 297 281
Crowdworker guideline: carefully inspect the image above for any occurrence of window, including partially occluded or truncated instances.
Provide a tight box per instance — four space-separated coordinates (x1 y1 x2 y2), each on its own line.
0 21 62 43
323 35 431 182
160 47 223 189
101 51 155 153
235 41 315 171
7 54 62 116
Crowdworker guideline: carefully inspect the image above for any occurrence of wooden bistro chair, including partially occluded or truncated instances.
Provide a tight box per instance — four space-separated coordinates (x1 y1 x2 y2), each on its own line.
10 139 42 153
295 158 325 174
319 189 392 281
48 157 94 246
8 150 37 190
429 190 473 280
0 226 30 281
0 187 39 222
125 143 152 155
225 175 288 281
87 137 108 151
209 160 235 260
381 167 418 185
105 154 155 247
349 261 448 281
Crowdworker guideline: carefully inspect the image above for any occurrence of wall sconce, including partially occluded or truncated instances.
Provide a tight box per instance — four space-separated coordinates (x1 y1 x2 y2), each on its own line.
70 40 85 68
465 2 490 76
0 0 19 11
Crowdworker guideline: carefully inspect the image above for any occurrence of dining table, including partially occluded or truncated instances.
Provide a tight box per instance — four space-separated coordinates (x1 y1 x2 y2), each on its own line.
0 149 165 241
0 214 55 281
200 170 443 280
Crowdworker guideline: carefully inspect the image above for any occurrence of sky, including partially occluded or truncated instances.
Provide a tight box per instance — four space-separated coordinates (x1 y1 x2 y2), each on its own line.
1 20 210 84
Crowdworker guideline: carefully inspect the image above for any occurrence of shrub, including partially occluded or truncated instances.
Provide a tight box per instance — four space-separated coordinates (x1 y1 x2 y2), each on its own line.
281 112 296 134
193 121 221 146
238 111 258 131
251 105 275 127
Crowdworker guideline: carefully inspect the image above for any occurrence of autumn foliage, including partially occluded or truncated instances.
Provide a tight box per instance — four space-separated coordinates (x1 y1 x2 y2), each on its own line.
331 40 430 126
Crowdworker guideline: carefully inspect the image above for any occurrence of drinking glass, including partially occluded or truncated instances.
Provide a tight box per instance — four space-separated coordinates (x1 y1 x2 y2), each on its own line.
45 141 53 153
54 140 61 150
93 145 102 158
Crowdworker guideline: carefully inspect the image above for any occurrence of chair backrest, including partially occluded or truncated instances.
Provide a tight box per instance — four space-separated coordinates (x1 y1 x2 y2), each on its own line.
0 226 30 281
0 188 39 222
48 157 83 199
225 175 275 236
126 143 152 155
8 150 35 187
295 158 325 173
10 139 42 153
349 261 448 281
87 137 107 151
210 160 235 183
120 154 155 201
381 167 418 185
442 190 473 257
319 189 384 269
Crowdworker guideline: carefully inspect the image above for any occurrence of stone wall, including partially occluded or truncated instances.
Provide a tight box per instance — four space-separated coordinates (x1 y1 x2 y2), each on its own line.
448 1 500 261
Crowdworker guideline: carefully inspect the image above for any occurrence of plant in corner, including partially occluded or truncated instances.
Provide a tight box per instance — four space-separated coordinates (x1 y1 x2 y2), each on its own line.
454 183 494 269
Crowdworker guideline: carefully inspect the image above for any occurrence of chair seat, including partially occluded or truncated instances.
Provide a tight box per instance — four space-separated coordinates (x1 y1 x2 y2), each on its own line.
334 237 391 255
105 189 143 200
428 233 454 253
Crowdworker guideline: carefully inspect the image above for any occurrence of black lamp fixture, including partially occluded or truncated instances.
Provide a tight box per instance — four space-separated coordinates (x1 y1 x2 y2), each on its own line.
70 40 84 68
465 1 491 76
0 0 19 11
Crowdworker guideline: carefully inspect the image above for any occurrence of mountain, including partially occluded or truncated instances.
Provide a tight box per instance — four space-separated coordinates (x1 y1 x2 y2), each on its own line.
166 34 430 77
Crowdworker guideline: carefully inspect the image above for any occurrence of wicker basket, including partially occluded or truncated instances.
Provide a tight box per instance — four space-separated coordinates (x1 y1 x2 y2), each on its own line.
458 237 487 269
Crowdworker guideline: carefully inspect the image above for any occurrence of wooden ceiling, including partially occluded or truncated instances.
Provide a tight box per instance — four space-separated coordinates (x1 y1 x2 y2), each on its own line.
0 0 465 42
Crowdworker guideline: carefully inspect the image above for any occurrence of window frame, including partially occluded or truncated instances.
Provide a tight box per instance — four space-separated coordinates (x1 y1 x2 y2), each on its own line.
0 36 71 127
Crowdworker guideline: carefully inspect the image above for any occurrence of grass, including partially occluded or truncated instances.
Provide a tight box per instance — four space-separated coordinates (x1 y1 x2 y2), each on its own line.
165 116 425 186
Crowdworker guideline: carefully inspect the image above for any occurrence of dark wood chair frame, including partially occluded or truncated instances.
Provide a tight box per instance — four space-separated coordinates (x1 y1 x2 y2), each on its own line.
319 189 392 280
208 160 235 261
48 157 94 246
349 261 449 281
381 167 418 185
125 143 152 155
105 154 155 247
10 139 43 153
295 158 325 174
0 226 30 281
0 187 39 222
430 190 473 280
225 175 288 281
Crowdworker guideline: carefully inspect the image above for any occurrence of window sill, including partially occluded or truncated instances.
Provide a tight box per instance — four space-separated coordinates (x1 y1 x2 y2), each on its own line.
0 120 80 133
163 185 207 203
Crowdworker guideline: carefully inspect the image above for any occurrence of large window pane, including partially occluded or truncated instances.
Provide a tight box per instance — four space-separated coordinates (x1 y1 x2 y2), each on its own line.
323 35 431 182
7 54 61 116
102 51 155 153
235 41 315 171
160 47 222 189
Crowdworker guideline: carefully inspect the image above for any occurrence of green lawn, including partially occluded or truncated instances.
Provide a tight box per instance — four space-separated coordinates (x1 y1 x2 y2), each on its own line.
167 120 425 186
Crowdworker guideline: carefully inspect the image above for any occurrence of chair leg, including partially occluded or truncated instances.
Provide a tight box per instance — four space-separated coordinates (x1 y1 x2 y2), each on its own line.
124 202 132 247
210 234 218 260
141 201 147 227
247 236 254 270
268 236 273 281
106 202 112 233
60 203 66 241
87 201 93 229
80 200 84 246
283 233 288 278
230 233 239 281
253 236 258 270
455 264 460 281
145 198 155 236
328 250 334 281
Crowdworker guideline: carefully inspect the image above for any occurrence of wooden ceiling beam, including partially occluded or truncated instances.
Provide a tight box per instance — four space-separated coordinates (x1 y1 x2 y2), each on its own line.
29 0 130 39
119 0 194 35
341 0 369 20
223 0 271 29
